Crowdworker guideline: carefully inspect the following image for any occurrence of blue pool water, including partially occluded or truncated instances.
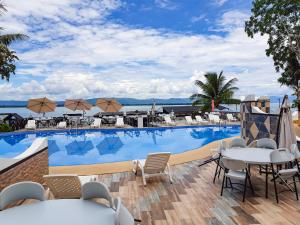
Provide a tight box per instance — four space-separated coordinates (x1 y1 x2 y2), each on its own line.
0 126 240 166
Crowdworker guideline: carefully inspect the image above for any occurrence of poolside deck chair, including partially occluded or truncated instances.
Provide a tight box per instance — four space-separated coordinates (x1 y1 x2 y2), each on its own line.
91 118 101 128
208 114 222 124
115 117 125 128
133 152 172 186
25 120 36 130
226 114 237 122
43 174 97 199
195 115 209 125
164 115 176 126
57 121 67 129
185 116 197 125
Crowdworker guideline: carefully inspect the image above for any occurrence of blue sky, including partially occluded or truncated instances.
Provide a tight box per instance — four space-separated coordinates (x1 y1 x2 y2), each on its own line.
0 0 291 100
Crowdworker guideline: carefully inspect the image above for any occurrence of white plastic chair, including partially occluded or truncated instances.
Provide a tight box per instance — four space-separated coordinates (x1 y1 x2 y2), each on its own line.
163 115 175 126
226 114 237 122
114 197 134 225
195 115 208 125
115 117 125 128
221 158 254 202
43 174 97 199
25 120 36 130
0 182 45 210
57 121 67 129
212 140 227 183
81 181 113 208
270 149 298 203
91 118 101 128
209 114 221 124
229 138 247 148
133 152 172 186
185 116 197 125
256 138 277 149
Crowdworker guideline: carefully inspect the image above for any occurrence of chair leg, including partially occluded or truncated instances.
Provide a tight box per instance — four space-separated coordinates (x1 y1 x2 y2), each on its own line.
247 172 255 195
293 176 299 200
220 174 226 196
213 156 221 183
242 176 248 202
271 164 279 203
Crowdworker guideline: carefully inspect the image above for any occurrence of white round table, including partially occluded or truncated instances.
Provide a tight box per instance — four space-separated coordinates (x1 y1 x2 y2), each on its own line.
0 199 115 225
222 147 295 164
221 147 295 198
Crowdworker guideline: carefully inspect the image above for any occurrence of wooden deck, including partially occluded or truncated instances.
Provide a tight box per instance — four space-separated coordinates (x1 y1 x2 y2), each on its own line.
25 159 300 225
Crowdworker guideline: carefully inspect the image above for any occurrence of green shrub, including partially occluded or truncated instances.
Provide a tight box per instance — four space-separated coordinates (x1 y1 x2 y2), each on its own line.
0 123 13 132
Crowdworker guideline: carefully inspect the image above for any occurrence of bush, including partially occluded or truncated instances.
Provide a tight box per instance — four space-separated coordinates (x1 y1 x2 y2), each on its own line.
0 123 13 132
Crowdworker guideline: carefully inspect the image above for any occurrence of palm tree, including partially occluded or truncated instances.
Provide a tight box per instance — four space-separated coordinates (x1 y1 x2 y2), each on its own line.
190 71 240 112
0 2 28 81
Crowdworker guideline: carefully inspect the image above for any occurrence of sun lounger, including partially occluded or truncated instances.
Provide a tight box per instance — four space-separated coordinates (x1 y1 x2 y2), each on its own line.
163 115 176 126
209 114 222 124
195 115 209 125
57 121 67 129
25 120 36 130
115 117 125 128
226 113 237 122
133 152 172 186
43 174 97 199
185 116 197 125
91 118 101 128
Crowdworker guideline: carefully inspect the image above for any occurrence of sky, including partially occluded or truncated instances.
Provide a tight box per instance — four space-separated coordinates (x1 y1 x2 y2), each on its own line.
0 0 292 100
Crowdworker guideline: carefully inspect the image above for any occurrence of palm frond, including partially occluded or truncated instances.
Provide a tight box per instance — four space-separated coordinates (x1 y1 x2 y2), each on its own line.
0 34 29 46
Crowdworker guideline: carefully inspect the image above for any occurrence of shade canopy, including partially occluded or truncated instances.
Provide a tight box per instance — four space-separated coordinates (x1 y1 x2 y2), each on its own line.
64 99 93 111
27 97 56 114
278 96 297 150
96 99 122 113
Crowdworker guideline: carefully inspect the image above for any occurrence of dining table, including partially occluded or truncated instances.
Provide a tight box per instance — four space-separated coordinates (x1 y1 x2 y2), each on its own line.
222 147 295 198
0 199 116 225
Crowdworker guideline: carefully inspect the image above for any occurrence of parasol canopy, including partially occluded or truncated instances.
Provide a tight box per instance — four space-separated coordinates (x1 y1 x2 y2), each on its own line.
27 97 56 114
64 99 93 111
96 98 122 113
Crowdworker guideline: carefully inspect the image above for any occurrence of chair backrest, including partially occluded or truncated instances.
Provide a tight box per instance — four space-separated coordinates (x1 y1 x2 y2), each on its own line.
0 181 45 210
185 116 193 122
144 152 171 174
116 117 124 126
27 120 36 127
229 138 246 148
164 115 172 123
222 158 247 171
14 137 48 159
290 144 300 159
257 138 277 149
43 174 82 199
114 197 134 225
195 115 203 122
93 118 101 126
226 114 233 120
270 149 293 164
81 182 113 207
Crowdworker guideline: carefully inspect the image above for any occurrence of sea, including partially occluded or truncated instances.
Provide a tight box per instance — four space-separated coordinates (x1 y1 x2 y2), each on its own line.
0 103 284 118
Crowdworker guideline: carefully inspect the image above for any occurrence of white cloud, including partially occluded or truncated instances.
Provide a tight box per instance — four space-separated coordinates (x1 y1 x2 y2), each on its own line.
154 0 178 10
0 2 291 100
214 0 228 7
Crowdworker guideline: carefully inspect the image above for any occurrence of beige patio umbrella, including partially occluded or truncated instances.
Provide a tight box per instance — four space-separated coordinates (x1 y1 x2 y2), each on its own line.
27 97 56 115
278 95 297 150
64 99 93 117
96 98 122 113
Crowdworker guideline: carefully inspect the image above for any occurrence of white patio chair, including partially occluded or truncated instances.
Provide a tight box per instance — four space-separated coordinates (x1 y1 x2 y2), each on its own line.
212 140 227 183
185 116 197 125
81 181 113 208
226 114 237 122
229 138 247 148
209 114 222 124
25 120 36 130
133 152 172 186
270 149 299 203
257 138 277 149
0 182 45 210
91 118 101 128
220 158 254 202
43 174 97 199
115 117 125 128
114 197 134 225
195 115 209 125
57 121 67 129
163 115 175 126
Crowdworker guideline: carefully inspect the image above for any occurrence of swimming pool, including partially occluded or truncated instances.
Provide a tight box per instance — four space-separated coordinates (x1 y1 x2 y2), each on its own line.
0 126 240 166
